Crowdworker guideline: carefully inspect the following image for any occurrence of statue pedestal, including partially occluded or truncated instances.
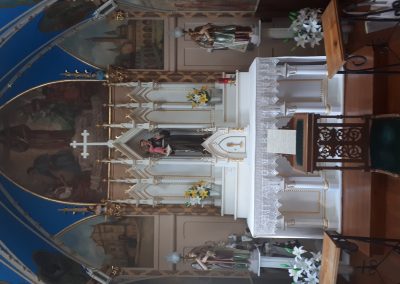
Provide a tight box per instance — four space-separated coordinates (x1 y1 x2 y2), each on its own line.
249 248 294 276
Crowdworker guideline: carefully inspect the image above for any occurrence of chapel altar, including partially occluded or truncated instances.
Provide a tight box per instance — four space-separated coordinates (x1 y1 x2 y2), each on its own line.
78 57 344 239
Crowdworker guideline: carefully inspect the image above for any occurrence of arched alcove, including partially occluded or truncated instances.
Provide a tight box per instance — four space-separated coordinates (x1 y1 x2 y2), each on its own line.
0 81 109 203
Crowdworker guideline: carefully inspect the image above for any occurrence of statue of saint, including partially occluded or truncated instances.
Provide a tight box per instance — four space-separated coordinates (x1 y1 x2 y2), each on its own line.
140 130 209 156
183 23 259 52
186 243 251 271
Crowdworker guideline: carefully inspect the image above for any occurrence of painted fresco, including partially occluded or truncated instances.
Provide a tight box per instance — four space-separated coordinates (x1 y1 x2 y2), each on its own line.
0 81 108 203
60 18 164 69
119 0 258 11
58 216 155 269
38 1 97 32
32 250 90 284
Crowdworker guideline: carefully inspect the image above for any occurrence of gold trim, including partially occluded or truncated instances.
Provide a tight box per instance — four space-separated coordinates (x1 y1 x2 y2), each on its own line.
107 85 114 201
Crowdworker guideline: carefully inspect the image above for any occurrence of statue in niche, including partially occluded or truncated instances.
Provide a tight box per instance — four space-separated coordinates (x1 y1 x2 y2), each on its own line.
176 23 259 52
140 130 209 156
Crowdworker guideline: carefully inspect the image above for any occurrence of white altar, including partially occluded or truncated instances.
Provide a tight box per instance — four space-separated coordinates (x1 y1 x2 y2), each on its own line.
214 57 344 238
100 57 343 239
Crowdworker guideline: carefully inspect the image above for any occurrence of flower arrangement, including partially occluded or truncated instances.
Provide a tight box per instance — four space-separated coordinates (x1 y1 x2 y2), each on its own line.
184 181 211 207
289 8 323 48
186 86 210 107
282 246 321 284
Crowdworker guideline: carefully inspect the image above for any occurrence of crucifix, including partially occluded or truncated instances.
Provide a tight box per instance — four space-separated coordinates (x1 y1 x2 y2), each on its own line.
70 130 114 158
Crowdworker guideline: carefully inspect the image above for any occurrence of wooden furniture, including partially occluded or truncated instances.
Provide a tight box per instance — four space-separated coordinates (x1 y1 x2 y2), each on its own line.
320 231 341 284
321 230 400 283
322 0 400 77
321 0 345 79
287 113 370 173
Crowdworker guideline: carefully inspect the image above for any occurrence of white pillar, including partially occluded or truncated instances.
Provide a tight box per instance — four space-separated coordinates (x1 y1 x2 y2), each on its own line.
290 64 328 76
157 123 212 129
289 104 330 114
285 217 325 228
159 177 213 184
285 176 328 190
157 103 213 110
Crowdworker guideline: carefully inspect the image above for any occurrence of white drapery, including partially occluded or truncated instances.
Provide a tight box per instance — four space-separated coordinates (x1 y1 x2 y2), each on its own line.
252 57 286 236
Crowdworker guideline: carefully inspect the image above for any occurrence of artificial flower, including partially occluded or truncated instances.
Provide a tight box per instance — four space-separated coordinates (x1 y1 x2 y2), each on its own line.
304 271 319 284
292 246 306 259
288 268 302 282
288 8 323 49
199 189 209 199
311 251 322 262
187 86 211 107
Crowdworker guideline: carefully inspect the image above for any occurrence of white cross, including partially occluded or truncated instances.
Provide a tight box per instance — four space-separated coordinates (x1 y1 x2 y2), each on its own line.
70 130 114 159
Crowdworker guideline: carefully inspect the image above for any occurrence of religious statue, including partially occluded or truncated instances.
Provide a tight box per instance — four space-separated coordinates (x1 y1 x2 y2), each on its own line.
185 243 251 270
176 23 259 52
140 130 209 156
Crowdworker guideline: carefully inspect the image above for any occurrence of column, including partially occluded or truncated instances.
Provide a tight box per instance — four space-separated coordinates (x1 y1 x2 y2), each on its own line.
285 217 325 228
289 104 330 114
291 64 328 76
156 123 213 129
285 176 328 190
159 177 214 184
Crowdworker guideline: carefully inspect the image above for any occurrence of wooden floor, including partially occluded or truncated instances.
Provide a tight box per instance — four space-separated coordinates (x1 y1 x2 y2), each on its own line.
342 21 400 284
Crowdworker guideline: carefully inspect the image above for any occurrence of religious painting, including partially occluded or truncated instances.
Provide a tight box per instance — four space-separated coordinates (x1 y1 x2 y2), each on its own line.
118 0 259 12
38 0 97 32
32 250 90 284
58 216 155 269
0 81 109 203
60 18 164 69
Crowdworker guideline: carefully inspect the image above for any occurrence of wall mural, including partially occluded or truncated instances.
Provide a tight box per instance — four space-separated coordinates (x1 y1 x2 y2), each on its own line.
0 81 108 203
118 0 259 11
38 0 97 32
32 250 89 284
58 216 155 269
60 18 164 69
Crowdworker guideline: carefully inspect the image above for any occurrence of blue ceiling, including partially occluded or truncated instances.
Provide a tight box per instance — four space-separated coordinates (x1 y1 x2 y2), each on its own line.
0 1 102 281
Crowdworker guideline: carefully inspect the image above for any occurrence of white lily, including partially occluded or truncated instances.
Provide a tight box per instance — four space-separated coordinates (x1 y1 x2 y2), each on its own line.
309 34 323 48
292 246 307 258
294 35 309 48
189 196 202 205
288 268 303 282
304 271 319 284
289 8 323 48
311 251 322 262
